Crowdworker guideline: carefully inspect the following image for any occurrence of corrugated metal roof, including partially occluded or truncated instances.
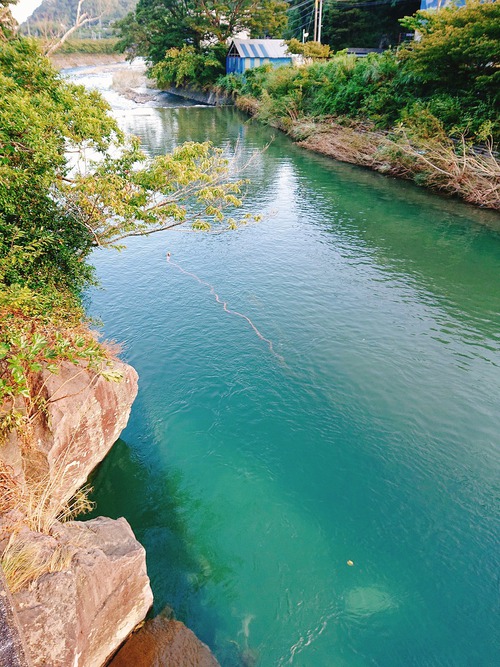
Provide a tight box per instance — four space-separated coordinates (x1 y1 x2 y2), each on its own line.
420 0 464 8
229 39 290 59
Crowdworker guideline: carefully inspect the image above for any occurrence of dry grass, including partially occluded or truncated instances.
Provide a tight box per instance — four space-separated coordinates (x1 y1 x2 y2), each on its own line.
0 407 95 593
235 96 261 116
1 532 74 593
0 449 94 593
1 373 98 537
26 480 95 535
298 121 387 169
237 95 499 209
296 119 500 210
0 460 23 516
111 69 147 95
384 131 500 209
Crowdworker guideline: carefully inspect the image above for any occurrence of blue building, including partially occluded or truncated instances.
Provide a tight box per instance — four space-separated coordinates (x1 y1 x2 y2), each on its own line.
226 39 292 75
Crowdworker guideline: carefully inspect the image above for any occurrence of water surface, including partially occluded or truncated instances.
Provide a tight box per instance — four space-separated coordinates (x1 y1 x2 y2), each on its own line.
79 70 500 666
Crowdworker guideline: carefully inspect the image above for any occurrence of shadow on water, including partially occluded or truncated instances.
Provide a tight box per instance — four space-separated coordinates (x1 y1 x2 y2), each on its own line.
87 426 253 666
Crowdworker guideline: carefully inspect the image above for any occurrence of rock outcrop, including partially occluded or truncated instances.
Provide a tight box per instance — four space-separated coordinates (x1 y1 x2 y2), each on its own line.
108 614 220 667
166 85 233 106
13 517 152 667
1 359 138 512
0 570 31 667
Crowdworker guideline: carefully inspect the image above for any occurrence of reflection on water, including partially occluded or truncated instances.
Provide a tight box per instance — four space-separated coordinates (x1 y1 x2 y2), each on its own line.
81 69 500 667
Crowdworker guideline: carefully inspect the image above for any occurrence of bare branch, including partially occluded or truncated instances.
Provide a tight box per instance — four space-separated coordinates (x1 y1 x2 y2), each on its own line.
44 0 102 57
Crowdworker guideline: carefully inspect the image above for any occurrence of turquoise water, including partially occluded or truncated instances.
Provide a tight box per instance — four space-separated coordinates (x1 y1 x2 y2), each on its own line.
82 74 500 666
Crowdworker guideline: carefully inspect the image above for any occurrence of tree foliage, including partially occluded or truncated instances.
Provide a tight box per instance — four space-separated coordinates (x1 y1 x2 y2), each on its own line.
399 0 500 101
0 25 258 452
0 0 16 40
0 38 117 290
150 43 226 89
116 0 288 64
115 0 198 62
286 39 330 59
285 0 420 50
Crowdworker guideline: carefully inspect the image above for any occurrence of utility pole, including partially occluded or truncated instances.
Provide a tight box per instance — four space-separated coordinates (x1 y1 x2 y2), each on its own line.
318 0 323 43
313 0 323 43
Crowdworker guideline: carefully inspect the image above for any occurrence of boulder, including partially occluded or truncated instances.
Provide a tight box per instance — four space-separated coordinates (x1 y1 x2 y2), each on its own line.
13 517 152 667
108 615 220 667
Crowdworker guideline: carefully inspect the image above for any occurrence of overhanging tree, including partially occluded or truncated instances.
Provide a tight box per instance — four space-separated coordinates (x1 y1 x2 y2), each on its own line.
0 37 249 292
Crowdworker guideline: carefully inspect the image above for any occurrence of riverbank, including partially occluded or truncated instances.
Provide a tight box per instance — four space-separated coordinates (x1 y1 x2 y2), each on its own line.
233 95 500 210
148 71 499 209
49 52 127 69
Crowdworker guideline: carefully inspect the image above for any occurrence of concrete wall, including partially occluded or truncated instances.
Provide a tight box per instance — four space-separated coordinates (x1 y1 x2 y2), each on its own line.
166 86 234 107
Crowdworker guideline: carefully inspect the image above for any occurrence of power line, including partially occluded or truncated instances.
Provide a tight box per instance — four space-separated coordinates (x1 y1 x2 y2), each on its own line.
287 6 315 26
287 0 412 8
287 7 316 35
286 0 316 13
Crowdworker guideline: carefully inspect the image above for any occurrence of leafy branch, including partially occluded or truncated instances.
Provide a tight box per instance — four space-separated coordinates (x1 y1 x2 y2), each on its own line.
59 139 254 249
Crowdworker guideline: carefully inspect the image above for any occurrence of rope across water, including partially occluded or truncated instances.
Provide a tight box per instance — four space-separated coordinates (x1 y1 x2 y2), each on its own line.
167 253 284 363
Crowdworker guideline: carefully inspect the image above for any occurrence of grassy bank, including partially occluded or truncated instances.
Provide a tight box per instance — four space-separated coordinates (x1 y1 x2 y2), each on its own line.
234 95 500 210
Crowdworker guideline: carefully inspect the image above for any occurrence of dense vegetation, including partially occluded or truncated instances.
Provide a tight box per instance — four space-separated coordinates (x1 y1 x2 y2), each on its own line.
151 43 227 89
214 1 500 207
219 1 499 143
317 0 419 51
118 0 421 82
285 0 420 50
116 0 288 64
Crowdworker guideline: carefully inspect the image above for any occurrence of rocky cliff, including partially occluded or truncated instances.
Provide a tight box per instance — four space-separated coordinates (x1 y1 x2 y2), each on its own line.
0 354 221 667
1 358 139 514
0 357 154 667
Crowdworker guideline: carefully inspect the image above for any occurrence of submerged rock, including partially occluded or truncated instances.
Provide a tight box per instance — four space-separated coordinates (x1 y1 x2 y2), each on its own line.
108 615 220 667
344 586 397 617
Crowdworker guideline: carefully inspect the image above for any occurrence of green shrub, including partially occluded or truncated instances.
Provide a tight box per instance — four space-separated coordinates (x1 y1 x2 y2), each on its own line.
150 44 226 90
216 73 245 95
285 39 330 59
399 0 500 100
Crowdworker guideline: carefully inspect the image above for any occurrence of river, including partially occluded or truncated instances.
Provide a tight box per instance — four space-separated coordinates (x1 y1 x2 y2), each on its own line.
71 64 500 666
